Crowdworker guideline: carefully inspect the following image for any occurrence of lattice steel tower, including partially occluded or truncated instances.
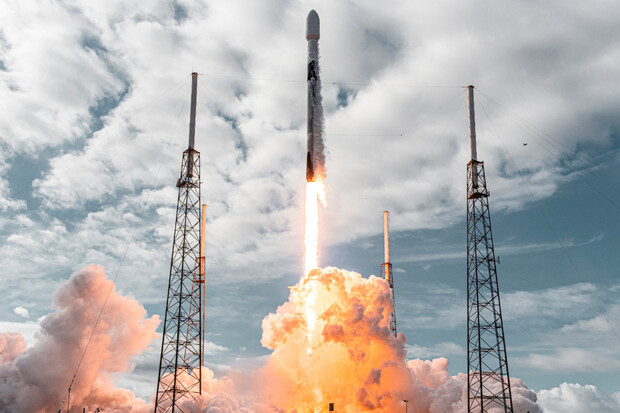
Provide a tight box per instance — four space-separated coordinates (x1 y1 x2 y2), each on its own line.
465 86 514 413
381 211 397 337
154 73 205 413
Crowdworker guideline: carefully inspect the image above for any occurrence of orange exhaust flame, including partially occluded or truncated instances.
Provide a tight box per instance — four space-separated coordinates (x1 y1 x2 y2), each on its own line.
260 267 412 412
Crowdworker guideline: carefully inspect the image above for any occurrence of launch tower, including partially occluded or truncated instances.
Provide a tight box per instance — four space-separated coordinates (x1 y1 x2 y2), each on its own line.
381 211 397 337
154 73 205 413
465 86 514 413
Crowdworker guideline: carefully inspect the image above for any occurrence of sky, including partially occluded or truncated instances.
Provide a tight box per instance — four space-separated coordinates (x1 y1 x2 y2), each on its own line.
1 0 620 411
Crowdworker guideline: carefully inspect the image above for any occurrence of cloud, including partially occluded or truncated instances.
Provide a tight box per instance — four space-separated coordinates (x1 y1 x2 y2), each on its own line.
506 290 620 376
503 283 598 321
2 0 619 291
0 4 619 357
519 347 620 373
398 283 463 330
559 303 620 336
0 321 39 347
406 342 465 359
0 0 128 152
398 235 604 265
12 307 29 319
537 383 620 413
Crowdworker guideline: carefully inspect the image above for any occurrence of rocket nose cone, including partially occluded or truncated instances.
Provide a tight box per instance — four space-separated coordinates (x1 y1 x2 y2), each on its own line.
306 10 320 40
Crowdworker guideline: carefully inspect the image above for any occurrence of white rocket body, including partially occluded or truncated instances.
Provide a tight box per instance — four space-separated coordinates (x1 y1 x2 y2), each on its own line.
306 10 323 182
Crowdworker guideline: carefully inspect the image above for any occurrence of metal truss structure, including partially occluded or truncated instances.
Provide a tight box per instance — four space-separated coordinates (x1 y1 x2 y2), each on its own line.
466 159 514 413
154 73 204 413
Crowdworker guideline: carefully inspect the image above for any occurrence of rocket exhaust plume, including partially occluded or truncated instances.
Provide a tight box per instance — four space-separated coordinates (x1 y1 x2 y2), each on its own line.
0 265 159 413
304 10 327 276
304 181 326 275
259 267 541 413
0 266 543 412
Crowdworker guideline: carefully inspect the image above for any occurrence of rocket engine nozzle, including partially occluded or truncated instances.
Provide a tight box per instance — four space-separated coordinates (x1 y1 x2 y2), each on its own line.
306 152 314 182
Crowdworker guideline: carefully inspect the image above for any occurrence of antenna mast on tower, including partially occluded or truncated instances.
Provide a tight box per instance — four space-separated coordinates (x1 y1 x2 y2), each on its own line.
465 86 514 413
381 211 397 337
154 73 205 413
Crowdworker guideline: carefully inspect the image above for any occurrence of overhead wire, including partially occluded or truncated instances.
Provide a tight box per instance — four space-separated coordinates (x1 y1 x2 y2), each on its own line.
197 71 464 90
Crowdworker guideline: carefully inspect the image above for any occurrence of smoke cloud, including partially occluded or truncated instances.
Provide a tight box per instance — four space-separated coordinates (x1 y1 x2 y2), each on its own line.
0 265 159 413
251 267 540 413
0 266 541 412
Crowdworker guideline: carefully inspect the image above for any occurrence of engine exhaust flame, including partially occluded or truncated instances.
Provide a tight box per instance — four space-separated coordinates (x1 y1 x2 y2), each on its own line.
304 179 327 407
304 181 326 276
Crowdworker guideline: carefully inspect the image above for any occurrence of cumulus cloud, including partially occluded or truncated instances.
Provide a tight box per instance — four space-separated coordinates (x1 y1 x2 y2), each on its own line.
12 306 29 319
537 383 620 413
0 0 128 152
2 0 620 291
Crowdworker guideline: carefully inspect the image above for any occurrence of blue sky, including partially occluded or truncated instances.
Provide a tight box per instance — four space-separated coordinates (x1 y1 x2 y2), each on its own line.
1 0 619 411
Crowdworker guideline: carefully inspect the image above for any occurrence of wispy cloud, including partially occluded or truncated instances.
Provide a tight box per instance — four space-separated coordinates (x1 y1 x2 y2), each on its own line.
406 341 465 359
398 234 605 264
518 347 620 372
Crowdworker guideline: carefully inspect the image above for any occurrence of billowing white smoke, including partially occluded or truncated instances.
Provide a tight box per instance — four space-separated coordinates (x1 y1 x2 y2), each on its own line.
0 266 541 413
0 265 159 413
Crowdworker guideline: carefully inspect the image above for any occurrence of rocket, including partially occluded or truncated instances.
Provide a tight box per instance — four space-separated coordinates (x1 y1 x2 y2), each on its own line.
306 10 320 182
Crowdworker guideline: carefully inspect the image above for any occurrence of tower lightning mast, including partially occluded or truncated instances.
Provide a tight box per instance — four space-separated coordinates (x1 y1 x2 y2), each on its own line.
465 85 514 413
154 73 204 413
381 211 397 337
